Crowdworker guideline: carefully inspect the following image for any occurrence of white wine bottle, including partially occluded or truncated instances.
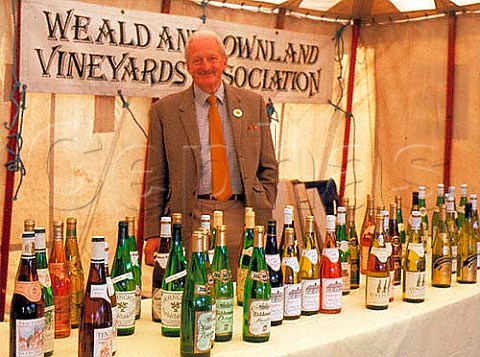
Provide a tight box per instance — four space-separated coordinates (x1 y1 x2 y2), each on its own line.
403 211 426 303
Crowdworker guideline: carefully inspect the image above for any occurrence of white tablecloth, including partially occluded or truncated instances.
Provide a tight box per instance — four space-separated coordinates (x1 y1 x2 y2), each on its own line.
2 276 480 356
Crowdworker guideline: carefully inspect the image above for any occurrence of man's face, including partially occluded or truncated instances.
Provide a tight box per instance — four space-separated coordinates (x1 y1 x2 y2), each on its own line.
186 37 227 94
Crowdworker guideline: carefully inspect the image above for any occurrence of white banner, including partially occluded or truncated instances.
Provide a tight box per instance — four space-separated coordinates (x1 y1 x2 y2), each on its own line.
20 0 334 104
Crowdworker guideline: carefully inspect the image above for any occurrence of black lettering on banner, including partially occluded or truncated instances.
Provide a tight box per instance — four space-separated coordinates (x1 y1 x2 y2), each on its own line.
43 9 74 40
95 19 117 45
106 53 130 80
73 14 93 42
135 23 151 48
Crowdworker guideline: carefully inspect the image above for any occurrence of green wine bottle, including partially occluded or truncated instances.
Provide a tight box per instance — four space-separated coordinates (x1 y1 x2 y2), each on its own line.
418 186 429 248
125 216 142 320
431 184 445 244
211 225 234 342
395 195 407 246
336 208 350 295
161 213 188 337
111 220 136 336
457 202 477 283
210 211 223 264
237 209 255 306
34 227 55 356
347 205 360 289
180 231 213 357
243 226 271 343
456 184 468 230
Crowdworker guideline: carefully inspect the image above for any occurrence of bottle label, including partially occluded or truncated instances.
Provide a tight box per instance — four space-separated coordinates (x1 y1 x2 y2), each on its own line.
111 305 118 353
322 248 339 263
398 223 405 233
14 281 42 302
93 326 113 357
160 290 183 328
250 270 269 283
282 256 300 272
208 249 215 264
152 288 162 321
265 254 281 271
247 299 271 336
130 251 140 267
370 247 389 263
15 317 44 356
135 285 142 318
37 268 52 288
284 283 301 317
156 253 169 269
106 277 115 297
243 246 254 257
451 245 458 273
115 291 136 329
341 261 351 292
164 270 187 284
213 269 232 283
90 284 111 303
236 268 248 303
302 249 318 265
43 305 55 354
321 277 342 310
419 207 427 217
432 256 452 283
211 302 216 342
54 294 70 330
270 286 284 322
194 284 209 295
408 243 425 258
111 272 134 284
338 241 349 254
71 290 83 326
301 279 320 312
366 276 389 307
194 311 212 353
215 297 234 336
404 271 426 300
459 254 477 281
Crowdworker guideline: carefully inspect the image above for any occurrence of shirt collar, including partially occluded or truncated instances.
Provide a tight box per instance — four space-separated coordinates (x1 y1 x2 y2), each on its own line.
193 82 226 106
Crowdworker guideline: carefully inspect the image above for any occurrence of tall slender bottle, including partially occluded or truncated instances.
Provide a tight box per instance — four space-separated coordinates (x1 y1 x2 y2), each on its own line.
446 195 459 275
210 211 223 263
431 204 452 288
152 216 172 322
65 217 84 329
281 227 301 320
320 215 342 314
211 225 234 341
431 184 445 242
243 226 271 343
104 242 117 355
299 215 320 314
237 210 255 306
161 213 188 337
78 236 113 357
347 205 360 289
395 195 407 246
471 194 480 270
279 206 296 257
10 232 44 357
365 214 390 310
382 210 394 302
456 184 468 230
418 186 429 248
457 202 477 283
111 221 136 336
201 229 216 349
336 208 350 295
264 221 283 326
180 231 212 357
448 186 457 212
403 211 426 303
388 203 402 286
125 216 142 320
49 221 71 338
200 215 213 264
35 227 55 356
360 195 375 274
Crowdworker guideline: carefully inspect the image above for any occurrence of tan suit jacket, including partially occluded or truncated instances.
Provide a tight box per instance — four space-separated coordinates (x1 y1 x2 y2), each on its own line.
144 84 278 239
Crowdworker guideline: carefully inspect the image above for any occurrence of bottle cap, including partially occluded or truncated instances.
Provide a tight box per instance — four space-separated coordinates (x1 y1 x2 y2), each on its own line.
254 225 264 248
245 211 255 229
24 219 35 232
191 230 204 253
216 225 227 247
172 213 182 225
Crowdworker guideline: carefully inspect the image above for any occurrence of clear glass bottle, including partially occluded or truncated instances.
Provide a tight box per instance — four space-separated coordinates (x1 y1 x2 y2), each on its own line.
300 215 321 314
243 226 271 343
264 221 283 326
347 205 360 289
279 206 296 257
320 215 342 314
382 209 394 302
403 211 426 303
281 227 301 320
211 225 234 341
360 195 375 275
65 217 85 329
336 208 350 295
10 232 44 357
446 195 459 275
180 231 212 357
457 202 477 283
456 184 468 230
111 221 136 336
431 204 452 288
210 211 223 262
200 215 214 264
125 216 142 320
431 184 445 242
237 209 255 306
152 216 171 322
78 236 113 357
418 186 429 248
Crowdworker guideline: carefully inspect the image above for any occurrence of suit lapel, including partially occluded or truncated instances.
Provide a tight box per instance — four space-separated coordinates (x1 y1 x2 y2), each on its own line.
225 85 245 155
178 86 201 172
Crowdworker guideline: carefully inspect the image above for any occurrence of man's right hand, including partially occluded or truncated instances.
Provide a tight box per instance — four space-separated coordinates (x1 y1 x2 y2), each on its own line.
144 236 160 266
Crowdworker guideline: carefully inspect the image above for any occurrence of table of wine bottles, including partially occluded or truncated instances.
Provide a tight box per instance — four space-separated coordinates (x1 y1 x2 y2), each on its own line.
2 277 480 356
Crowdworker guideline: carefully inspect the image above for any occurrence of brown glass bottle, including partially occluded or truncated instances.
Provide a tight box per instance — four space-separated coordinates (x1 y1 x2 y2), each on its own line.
49 221 71 338
152 216 172 322
360 195 375 274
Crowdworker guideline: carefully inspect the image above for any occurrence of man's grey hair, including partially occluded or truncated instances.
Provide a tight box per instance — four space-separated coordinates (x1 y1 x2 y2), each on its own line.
184 29 227 61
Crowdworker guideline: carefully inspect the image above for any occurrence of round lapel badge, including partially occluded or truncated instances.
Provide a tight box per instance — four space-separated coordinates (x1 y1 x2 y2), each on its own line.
233 108 243 118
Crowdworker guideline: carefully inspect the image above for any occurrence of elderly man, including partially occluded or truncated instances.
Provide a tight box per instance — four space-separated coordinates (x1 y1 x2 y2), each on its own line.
143 29 278 277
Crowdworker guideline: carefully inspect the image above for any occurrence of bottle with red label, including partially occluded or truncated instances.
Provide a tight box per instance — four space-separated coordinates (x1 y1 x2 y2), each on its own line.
360 195 375 274
320 215 342 314
10 231 45 357
49 221 72 338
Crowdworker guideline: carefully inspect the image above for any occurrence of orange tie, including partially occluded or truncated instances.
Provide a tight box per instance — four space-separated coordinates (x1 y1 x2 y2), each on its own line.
208 95 232 201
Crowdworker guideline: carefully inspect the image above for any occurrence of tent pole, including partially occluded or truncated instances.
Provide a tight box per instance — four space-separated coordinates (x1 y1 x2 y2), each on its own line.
0 0 22 322
443 12 456 189
339 19 361 201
